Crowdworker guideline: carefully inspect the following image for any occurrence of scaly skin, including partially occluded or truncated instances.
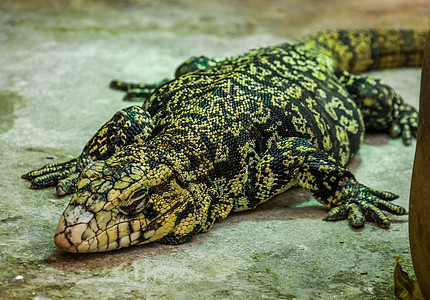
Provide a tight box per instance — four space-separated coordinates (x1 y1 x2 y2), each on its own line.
23 29 426 252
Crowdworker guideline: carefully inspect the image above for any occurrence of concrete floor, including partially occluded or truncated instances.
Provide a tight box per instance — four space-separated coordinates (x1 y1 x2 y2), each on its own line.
1 0 429 299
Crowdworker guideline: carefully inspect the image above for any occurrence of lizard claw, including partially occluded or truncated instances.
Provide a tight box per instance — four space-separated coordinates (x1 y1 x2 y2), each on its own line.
389 102 418 146
110 79 169 101
56 172 80 196
22 157 90 196
323 178 407 228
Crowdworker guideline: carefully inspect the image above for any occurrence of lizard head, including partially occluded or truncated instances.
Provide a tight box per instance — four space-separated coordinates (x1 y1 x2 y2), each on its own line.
53 149 207 252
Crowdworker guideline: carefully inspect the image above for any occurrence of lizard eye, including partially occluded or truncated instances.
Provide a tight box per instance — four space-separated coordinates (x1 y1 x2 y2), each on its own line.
119 188 149 215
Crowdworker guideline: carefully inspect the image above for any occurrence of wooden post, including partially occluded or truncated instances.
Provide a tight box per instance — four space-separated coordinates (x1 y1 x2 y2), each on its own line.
409 30 430 299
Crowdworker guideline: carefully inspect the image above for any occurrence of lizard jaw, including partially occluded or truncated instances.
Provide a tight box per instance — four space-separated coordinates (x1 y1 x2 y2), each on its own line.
54 212 145 253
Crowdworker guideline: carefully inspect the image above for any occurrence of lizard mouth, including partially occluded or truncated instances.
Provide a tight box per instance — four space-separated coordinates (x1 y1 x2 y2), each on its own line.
54 219 147 253
54 197 191 253
54 215 145 253
54 216 157 253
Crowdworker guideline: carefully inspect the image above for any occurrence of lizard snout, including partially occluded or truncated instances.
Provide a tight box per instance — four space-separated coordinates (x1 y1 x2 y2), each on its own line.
54 207 96 252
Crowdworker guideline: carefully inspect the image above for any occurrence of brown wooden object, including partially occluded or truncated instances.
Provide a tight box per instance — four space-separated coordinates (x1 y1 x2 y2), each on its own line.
409 30 430 300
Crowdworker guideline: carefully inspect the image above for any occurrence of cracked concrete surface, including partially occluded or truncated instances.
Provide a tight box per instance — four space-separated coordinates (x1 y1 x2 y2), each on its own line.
0 0 429 299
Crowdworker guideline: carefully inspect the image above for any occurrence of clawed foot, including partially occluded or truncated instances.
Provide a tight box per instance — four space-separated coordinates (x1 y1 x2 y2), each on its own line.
390 102 418 146
110 79 170 101
22 157 90 196
323 178 407 228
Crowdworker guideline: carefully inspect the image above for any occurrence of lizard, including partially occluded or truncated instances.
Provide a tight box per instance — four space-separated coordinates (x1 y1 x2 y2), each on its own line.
22 29 426 253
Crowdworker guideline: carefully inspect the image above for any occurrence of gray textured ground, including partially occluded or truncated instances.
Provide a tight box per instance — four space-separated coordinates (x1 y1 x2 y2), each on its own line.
1 0 429 299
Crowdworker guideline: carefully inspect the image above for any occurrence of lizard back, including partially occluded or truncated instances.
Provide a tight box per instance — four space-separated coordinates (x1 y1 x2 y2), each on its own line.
144 43 364 211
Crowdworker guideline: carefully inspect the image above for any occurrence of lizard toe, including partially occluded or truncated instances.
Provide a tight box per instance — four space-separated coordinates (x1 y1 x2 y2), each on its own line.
57 173 79 196
323 205 347 221
346 203 366 227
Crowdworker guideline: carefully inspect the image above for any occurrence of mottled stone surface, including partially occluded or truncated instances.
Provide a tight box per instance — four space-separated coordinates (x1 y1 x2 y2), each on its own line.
0 0 429 299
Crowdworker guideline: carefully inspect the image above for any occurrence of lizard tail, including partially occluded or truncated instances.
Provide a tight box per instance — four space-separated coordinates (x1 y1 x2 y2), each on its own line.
293 29 428 73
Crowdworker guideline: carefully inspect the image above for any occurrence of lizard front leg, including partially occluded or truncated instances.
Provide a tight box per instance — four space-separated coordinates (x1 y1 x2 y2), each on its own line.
255 137 407 228
110 79 170 101
22 105 154 196
110 56 225 101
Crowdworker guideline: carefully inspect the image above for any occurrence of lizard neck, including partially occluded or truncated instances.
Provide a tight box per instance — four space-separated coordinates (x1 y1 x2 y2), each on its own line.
146 132 220 230
147 131 214 185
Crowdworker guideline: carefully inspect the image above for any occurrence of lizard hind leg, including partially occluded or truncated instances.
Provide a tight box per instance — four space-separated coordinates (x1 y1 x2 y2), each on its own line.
335 70 418 145
174 56 225 77
22 105 155 196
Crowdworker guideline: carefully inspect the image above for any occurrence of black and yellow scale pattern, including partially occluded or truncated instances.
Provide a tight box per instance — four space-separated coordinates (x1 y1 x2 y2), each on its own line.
23 29 426 252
